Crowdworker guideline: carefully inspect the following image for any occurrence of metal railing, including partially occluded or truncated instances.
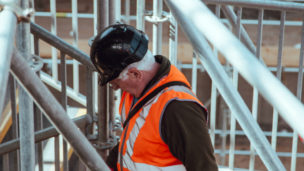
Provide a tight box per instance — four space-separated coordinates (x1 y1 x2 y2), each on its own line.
0 0 113 170
2 0 304 170
204 0 304 11
165 0 304 170
0 114 91 155
10 49 109 170
0 14 111 171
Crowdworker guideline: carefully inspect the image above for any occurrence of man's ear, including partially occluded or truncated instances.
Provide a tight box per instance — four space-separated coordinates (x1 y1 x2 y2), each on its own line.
128 67 142 80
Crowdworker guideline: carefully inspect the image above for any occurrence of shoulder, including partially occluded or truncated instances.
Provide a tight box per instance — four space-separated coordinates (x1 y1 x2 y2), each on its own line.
164 100 207 122
160 99 208 143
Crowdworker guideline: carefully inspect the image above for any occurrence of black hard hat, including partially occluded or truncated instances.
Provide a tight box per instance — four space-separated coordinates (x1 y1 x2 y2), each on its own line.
90 24 149 86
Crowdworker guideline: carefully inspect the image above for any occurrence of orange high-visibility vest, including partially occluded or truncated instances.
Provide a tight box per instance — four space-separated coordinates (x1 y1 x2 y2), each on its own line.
117 65 206 171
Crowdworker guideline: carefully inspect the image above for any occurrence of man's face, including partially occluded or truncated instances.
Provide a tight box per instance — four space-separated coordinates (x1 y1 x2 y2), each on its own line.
109 73 137 95
109 78 122 90
108 67 143 97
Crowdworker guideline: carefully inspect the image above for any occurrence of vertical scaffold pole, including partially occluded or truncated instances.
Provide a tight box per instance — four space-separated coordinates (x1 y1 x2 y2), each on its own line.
72 0 79 94
229 7 242 170
116 0 121 22
210 4 221 147
169 11 178 66
136 0 145 31
152 0 163 55
109 0 119 152
97 0 110 159
125 0 130 24
271 10 286 151
16 0 36 170
191 52 197 94
249 8 264 171
50 0 58 81
9 73 19 171
61 51 68 171
33 35 44 171
290 18 304 171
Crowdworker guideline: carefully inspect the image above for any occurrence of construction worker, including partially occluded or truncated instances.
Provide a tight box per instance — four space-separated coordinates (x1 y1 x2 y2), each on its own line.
90 24 218 171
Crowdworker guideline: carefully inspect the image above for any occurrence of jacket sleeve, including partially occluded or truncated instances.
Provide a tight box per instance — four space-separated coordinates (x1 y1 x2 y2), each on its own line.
161 100 218 171
106 143 119 171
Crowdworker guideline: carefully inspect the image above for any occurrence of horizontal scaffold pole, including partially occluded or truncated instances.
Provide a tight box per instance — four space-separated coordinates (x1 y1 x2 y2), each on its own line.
0 115 91 155
204 0 304 12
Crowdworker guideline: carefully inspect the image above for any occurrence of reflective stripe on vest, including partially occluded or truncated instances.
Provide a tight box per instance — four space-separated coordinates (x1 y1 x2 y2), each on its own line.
118 162 186 171
118 85 205 171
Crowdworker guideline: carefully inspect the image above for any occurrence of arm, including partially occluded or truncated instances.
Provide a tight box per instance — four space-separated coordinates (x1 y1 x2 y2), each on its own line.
106 143 119 171
161 100 218 171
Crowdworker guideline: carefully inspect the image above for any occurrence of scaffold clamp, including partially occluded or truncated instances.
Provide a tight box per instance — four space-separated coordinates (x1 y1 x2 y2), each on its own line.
145 12 170 24
30 54 43 72
94 137 119 150
0 1 34 23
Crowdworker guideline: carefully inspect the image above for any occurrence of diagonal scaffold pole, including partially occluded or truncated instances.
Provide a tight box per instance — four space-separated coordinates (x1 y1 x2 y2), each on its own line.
0 0 18 115
10 49 110 171
164 0 291 170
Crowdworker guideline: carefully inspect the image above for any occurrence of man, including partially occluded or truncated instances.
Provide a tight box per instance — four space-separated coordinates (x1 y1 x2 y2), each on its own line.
90 23 218 171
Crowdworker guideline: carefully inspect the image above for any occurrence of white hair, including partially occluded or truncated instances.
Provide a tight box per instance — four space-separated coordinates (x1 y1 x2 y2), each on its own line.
118 50 155 80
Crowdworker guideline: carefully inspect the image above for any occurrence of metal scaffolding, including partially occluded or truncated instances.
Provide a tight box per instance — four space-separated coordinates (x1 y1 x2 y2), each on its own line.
1 0 304 170
10 49 110 170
